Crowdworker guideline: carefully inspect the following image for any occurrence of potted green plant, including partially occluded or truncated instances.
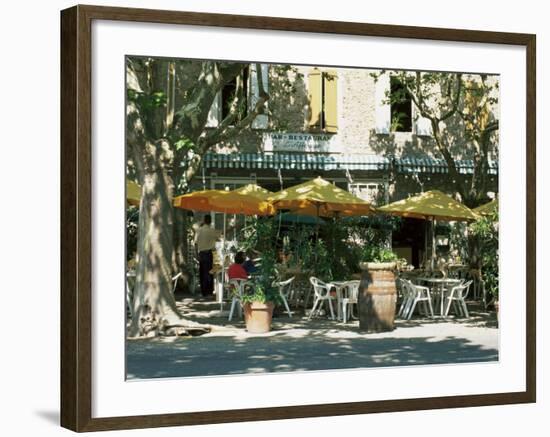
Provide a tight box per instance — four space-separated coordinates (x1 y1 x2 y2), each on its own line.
241 281 282 333
358 246 399 333
240 235 282 333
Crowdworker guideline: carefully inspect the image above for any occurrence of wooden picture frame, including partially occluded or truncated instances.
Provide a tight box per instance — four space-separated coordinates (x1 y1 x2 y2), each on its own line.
60 4 536 432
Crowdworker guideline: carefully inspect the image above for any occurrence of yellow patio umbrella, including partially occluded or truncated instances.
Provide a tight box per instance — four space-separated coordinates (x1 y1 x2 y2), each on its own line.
173 188 274 309
473 198 498 216
270 177 374 249
233 183 273 200
231 183 276 242
126 179 141 206
288 204 376 218
270 176 375 217
173 189 274 252
378 190 479 222
378 190 479 269
173 189 274 216
172 189 219 211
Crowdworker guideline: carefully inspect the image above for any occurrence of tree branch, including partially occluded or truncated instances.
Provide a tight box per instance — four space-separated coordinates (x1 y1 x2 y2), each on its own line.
430 120 464 196
126 100 148 180
201 65 269 148
256 63 268 101
207 72 245 135
440 74 463 121
411 72 432 119
182 65 270 186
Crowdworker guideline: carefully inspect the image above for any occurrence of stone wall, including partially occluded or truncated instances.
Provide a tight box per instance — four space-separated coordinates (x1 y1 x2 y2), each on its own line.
211 65 500 160
214 66 386 154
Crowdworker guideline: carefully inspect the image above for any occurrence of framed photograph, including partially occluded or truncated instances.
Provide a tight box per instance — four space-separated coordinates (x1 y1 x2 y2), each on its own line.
60 4 536 432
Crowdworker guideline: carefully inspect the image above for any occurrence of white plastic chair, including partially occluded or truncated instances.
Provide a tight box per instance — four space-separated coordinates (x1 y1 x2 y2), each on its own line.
308 277 336 320
273 276 295 318
402 279 434 320
171 272 182 294
340 280 360 323
397 278 413 319
444 280 473 317
228 278 249 321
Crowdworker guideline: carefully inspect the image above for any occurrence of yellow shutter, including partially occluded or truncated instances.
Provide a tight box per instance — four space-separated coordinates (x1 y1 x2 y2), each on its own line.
308 68 322 129
324 70 338 133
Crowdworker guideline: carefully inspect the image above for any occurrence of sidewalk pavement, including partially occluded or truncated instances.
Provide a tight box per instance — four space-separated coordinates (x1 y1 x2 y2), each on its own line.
126 298 499 380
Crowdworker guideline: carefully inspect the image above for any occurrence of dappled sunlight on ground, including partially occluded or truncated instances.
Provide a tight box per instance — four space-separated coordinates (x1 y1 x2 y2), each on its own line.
126 296 499 380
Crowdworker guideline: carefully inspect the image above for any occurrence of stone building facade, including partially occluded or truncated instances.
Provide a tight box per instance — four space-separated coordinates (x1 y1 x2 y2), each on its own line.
198 63 498 199
194 63 499 265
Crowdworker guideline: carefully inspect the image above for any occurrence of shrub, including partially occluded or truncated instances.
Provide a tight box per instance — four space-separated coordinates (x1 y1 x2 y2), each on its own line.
468 210 499 300
240 281 283 305
360 246 399 263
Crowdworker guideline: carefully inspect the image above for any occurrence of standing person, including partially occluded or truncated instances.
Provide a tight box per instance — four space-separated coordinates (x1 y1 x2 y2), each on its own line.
194 214 220 298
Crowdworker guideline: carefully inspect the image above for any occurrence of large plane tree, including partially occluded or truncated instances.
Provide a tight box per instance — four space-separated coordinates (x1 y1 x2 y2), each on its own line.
383 71 499 207
126 58 269 337
379 71 499 271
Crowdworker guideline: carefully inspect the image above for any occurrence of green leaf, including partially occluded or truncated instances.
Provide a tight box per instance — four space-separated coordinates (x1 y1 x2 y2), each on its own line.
174 137 195 151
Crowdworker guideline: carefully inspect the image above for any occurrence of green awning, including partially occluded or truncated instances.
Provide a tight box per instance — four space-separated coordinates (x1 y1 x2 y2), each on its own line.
395 157 498 175
193 153 498 175
202 153 391 171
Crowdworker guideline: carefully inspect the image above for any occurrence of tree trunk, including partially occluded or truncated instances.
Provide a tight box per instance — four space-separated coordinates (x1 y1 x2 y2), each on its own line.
172 207 193 294
129 170 207 337
125 60 269 337
467 233 482 272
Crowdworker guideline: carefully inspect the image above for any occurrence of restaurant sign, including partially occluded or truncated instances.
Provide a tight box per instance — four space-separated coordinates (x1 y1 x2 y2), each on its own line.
262 132 337 153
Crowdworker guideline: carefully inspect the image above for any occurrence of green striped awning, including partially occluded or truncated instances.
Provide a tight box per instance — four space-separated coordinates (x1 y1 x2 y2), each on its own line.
190 153 498 175
395 157 498 175
202 153 391 171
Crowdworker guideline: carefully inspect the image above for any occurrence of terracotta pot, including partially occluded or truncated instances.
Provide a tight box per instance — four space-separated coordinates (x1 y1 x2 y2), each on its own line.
243 301 275 334
358 262 397 333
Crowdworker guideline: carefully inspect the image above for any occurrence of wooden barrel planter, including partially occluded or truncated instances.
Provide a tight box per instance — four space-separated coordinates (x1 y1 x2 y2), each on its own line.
358 262 397 333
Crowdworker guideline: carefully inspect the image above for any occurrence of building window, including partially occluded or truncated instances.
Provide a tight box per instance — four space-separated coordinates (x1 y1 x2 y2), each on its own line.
348 181 387 206
308 68 338 133
390 76 412 132
221 66 249 123
376 73 432 136
206 64 269 129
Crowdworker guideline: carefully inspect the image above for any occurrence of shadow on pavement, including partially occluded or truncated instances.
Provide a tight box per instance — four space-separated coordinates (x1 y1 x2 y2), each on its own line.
126 295 499 380
126 332 498 380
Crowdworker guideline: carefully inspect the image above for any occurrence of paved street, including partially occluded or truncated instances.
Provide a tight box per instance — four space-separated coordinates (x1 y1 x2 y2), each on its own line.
126 299 499 380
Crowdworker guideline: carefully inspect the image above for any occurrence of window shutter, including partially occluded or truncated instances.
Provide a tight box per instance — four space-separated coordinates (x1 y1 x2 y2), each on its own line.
324 70 338 133
308 68 322 129
415 106 432 136
250 64 269 129
205 92 221 128
375 73 391 134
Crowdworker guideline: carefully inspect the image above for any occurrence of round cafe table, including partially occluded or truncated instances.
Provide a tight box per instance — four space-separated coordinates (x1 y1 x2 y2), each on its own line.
414 277 462 316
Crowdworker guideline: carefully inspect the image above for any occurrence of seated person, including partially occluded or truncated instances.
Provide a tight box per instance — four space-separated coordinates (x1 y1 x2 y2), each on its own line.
242 249 258 274
227 251 248 281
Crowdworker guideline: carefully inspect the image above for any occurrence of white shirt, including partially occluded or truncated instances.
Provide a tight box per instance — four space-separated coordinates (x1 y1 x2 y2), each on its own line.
194 225 220 252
